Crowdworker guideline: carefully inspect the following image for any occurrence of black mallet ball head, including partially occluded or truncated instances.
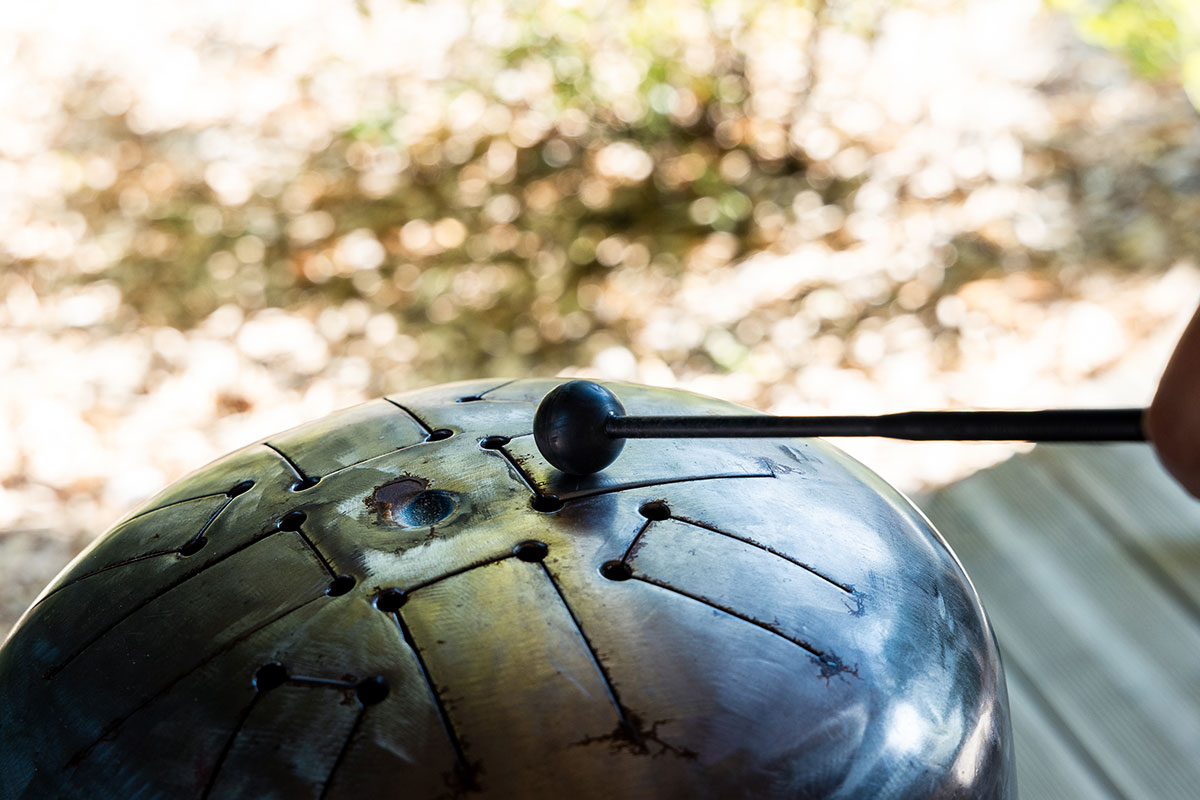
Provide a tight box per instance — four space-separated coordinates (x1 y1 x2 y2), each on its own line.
533 380 626 475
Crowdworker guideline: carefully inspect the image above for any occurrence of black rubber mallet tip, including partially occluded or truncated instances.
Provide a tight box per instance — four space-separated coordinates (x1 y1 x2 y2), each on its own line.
533 380 626 476
534 379 1146 477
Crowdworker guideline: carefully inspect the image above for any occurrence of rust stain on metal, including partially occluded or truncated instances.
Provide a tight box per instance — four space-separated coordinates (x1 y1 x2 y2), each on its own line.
815 654 860 685
624 520 654 563
572 712 698 760
367 475 462 529
365 476 429 523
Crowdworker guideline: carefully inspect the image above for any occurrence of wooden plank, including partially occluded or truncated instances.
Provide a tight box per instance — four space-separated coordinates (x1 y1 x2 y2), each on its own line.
1031 444 1200 619
918 454 1200 800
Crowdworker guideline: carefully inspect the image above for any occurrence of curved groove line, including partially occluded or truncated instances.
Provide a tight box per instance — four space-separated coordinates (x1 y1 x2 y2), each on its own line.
620 519 654 564
405 550 515 594
201 693 260 799
65 594 323 769
556 471 775 502
454 378 518 402
116 490 229 526
45 528 285 679
319 707 366 800
320 439 427 479
474 378 516 399
669 515 855 595
492 446 543 497
32 550 176 610
391 610 476 788
320 432 538 480
631 574 823 658
179 495 235 551
382 398 434 435
34 490 250 610
287 675 357 689
293 528 337 579
263 442 315 485
539 562 642 747
36 492 248 610
204 675 360 797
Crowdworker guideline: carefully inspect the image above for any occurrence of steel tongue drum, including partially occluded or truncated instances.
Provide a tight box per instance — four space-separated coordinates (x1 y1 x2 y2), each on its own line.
0 379 1016 799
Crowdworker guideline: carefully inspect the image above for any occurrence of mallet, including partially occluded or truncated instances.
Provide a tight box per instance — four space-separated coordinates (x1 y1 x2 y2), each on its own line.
533 379 1147 476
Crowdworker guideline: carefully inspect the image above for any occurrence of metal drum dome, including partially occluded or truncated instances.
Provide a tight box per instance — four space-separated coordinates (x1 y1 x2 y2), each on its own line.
0 379 1014 799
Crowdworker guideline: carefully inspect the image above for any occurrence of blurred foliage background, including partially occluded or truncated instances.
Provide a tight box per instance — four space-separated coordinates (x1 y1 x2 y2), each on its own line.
1055 0 1200 103
3 0 1200 631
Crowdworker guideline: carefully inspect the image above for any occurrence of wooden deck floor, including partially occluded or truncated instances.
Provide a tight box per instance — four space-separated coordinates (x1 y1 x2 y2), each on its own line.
916 443 1200 800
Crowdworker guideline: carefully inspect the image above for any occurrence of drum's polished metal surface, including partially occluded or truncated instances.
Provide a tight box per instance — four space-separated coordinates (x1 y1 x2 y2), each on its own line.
0 379 1014 799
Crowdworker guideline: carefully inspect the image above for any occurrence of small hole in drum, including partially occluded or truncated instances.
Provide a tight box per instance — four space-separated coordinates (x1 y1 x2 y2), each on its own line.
600 561 632 582
254 662 288 692
639 500 670 521
530 495 564 513
373 588 408 613
278 511 307 531
426 428 454 442
291 476 320 492
513 540 549 562
479 435 510 450
356 677 390 705
326 574 357 597
226 480 255 497
178 537 207 557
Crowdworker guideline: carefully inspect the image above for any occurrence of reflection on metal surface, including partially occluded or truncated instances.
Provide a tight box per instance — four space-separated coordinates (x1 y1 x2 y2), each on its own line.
0 378 1015 798
886 702 932 754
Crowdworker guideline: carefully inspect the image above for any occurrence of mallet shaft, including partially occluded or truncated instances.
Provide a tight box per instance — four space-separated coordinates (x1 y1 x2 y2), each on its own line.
605 408 1146 442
